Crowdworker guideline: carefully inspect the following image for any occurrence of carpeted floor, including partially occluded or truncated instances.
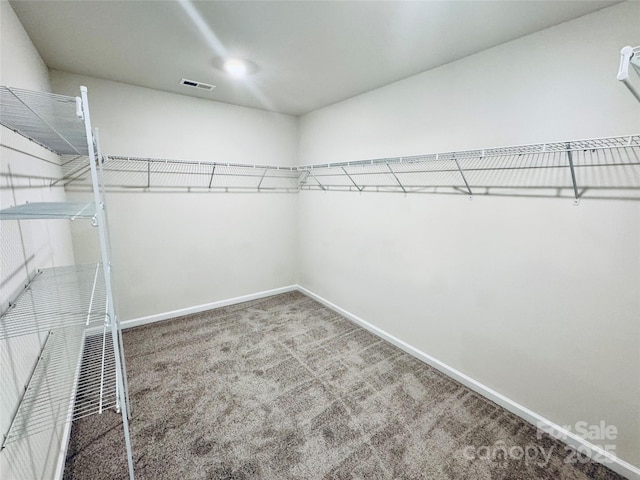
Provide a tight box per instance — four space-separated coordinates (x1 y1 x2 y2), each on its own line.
64 291 626 479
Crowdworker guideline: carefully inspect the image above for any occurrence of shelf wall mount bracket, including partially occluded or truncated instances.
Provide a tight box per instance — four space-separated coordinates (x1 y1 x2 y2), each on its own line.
80 86 135 480
387 163 407 194
617 46 640 103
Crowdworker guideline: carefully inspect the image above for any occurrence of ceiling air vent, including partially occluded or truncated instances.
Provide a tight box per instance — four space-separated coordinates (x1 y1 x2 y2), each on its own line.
180 78 216 91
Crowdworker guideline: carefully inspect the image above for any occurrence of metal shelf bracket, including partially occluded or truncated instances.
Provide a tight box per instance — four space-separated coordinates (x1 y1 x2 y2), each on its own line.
618 46 640 103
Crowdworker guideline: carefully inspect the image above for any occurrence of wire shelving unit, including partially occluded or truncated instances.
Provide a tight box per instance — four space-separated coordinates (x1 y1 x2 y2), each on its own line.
0 86 135 479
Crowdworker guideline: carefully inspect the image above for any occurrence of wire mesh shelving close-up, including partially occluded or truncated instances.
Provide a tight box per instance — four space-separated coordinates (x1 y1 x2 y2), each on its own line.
71 331 119 422
1 326 118 448
0 86 90 156
55 135 640 201
61 155 304 192
298 135 640 201
0 264 106 341
0 264 117 448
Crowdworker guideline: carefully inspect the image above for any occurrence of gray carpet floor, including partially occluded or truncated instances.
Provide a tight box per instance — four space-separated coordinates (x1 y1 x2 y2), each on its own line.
64 291 626 479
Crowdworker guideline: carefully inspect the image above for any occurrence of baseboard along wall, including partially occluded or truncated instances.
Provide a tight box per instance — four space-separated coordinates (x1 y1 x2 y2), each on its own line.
118 285 299 330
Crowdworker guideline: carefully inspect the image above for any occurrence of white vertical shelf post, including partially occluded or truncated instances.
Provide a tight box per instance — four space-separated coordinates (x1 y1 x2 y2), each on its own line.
95 128 132 420
80 86 135 480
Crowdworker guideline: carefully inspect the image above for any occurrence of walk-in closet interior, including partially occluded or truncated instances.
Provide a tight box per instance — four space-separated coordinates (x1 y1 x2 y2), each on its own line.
1 1 639 479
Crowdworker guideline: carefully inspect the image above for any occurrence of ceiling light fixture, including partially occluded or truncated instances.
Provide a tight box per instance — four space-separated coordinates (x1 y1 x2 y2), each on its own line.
223 58 249 77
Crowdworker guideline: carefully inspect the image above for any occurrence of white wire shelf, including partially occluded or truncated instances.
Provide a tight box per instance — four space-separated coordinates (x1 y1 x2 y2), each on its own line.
0 86 90 155
2 327 118 447
0 264 106 340
72 331 118 421
62 155 303 192
0 202 96 220
1 86 135 479
299 135 640 201
58 135 640 201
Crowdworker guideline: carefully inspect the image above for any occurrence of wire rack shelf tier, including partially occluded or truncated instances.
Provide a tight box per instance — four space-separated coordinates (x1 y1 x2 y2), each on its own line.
2 327 118 448
0 202 96 220
0 264 106 340
0 86 91 156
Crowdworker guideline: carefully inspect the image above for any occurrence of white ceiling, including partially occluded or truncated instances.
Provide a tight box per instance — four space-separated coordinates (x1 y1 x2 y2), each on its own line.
10 0 618 116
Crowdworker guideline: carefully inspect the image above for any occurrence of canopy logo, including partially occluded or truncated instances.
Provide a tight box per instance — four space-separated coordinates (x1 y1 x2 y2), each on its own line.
461 421 619 468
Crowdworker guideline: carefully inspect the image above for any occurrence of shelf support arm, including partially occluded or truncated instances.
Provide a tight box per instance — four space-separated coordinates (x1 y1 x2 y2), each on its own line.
453 157 473 197
386 163 407 194
257 168 268 190
296 170 310 191
208 165 216 189
341 167 363 192
50 163 92 187
566 143 580 205
306 169 326 191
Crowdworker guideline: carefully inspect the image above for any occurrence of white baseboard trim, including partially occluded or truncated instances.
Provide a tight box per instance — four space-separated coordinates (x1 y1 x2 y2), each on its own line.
119 285 298 330
296 285 640 480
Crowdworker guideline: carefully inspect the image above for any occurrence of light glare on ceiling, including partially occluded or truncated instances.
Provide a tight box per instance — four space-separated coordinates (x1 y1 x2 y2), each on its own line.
224 58 249 77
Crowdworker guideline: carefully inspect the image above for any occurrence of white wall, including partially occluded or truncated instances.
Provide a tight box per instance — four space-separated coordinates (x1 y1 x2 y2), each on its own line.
0 0 49 92
299 3 639 163
298 1 640 469
50 71 299 320
50 71 297 164
0 2 75 479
